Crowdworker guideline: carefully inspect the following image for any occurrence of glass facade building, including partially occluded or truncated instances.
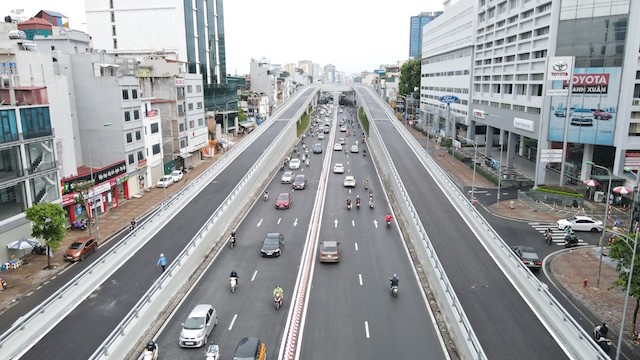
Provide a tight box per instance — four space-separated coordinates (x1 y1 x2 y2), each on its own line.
409 12 443 59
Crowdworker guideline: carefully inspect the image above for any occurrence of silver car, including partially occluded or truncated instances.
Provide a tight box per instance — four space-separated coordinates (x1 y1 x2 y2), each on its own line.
281 171 295 184
179 304 218 348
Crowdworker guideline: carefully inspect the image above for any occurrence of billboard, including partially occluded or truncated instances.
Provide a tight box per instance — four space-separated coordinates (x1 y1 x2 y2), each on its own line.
547 67 620 146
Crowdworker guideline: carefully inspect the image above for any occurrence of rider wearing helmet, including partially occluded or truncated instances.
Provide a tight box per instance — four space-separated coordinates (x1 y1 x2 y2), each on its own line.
390 274 399 289
273 284 284 300
146 340 157 352
230 270 238 285
385 213 393 223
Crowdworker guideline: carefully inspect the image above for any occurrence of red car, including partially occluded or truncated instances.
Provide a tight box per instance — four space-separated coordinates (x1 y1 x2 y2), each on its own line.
591 109 612 120
275 192 292 209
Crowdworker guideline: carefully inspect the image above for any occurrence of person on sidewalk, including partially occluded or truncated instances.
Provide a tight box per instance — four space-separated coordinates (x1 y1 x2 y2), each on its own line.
157 253 167 272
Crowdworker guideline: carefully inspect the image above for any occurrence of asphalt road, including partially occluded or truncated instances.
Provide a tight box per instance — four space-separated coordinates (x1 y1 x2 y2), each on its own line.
358 88 566 359
19 88 317 360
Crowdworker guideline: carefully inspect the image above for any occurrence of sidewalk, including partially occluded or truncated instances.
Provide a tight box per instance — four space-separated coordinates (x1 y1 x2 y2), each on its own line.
408 126 639 353
0 139 236 313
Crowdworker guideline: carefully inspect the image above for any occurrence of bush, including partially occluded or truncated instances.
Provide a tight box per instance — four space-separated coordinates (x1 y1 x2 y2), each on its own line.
536 185 583 198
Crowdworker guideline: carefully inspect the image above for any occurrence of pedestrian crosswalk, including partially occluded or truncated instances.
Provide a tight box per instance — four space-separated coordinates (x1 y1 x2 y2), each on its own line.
528 222 589 246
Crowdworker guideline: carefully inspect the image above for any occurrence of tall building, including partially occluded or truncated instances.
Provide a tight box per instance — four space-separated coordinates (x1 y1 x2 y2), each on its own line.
409 11 443 59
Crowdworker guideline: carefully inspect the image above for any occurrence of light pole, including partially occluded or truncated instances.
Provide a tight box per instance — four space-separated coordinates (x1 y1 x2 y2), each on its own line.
624 167 638 230
87 123 112 240
497 131 503 204
612 228 639 360
462 137 478 203
588 161 612 288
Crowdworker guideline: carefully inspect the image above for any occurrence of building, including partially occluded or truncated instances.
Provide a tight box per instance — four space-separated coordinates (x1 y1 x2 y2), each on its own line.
409 11 443 59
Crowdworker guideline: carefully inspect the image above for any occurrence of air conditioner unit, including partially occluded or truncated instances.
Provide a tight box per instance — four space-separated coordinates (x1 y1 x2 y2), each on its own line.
633 99 640 106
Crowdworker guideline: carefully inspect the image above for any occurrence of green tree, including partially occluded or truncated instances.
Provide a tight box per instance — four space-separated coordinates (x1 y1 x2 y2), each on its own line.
238 108 247 122
399 58 421 96
25 203 67 269
608 231 640 335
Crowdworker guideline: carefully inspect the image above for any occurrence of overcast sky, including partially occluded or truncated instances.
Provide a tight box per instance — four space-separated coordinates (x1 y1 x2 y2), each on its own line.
1 0 444 74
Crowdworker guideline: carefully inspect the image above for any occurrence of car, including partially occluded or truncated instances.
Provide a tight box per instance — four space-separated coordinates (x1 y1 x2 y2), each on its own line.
64 236 98 262
281 171 295 184
275 192 292 209
340 125 347 132
333 163 344 173
233 337 266 360
157 175 174 188
343 175 356 187
350 144 359 153
313 143 323 154
317 133 325 140
554 109 566 117
591 108 612 120
319 241 341 263
289 158 301 169
557 216 603 232
170 170 184 182
339 137 346 145
323 126 330 134
569 108 594 126
511 246 542 271
261 232 284 257
179 304 218 348
333 143 343 151
292 174 307 189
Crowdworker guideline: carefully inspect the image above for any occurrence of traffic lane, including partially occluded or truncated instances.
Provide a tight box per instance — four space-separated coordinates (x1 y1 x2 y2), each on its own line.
21 123 288 360
278 87 316 119
301 168 445 359
376 121 565 359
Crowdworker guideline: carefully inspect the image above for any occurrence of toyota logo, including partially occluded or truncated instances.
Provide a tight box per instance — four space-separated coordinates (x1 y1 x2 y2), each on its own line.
552 61 568 72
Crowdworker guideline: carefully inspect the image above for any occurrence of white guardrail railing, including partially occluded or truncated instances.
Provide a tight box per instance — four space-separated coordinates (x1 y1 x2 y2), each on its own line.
356 86 608 359
0 87 318 360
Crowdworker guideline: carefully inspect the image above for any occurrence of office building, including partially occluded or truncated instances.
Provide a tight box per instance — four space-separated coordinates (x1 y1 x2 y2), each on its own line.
409 11 443 59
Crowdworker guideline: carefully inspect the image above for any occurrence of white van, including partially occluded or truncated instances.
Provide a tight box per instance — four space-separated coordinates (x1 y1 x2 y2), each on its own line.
179 304 218 348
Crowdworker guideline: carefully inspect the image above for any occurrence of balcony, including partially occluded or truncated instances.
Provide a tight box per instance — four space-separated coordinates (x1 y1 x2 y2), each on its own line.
0 87 49 106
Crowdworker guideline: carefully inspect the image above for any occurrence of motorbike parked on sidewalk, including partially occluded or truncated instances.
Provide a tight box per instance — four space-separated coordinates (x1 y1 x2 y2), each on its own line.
1 277 6 290
71 219 87 230
31 245 47 255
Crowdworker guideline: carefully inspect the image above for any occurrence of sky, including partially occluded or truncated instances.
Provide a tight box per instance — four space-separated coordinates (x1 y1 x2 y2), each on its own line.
0 0 445 75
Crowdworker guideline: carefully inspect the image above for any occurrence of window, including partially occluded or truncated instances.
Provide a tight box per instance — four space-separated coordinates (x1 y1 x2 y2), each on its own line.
507 35 517 43
518 52 530 60
509 0 518 9
530 84 543 96
109 0 114 8
496 39 504 45
187 85 193 93
150 123 159 134
503 84 513 94
113 39 117 49
132 89 138 99
537 2 551 13
128 153 134 164
516 84 527 95
137 151 144 161
112 25 116 36
508 15 518 23
530 73 544 80
189 120 195 129
513 105 526 111
197 102 203 109
520 31 532 40
497 20 505 28
533 50 547 58
535 27 549 36
198 118 204 126
180 138 188 148
124 111 131 122
110 11 115 22
505 55 515 62
126 133 133 143
196 85 202 92
516 74 528 80
122 90 129 100
188 103 194 111
135 131 141 141
133 110 140 120
152 144 161 155
522 9 533 18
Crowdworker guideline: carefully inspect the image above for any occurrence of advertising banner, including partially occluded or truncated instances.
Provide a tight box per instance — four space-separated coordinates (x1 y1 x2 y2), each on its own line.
547 67 620 146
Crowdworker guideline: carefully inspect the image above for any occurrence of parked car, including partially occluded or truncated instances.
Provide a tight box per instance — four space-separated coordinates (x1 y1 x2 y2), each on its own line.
343 175 356 187
157 175 174 188
313 143 323 154
261 232 284 257
275 192 292 209
511 246 542 271
179 304 218 348
554 109 566 117
281 171 295 184
333 143 343 151
333 163 345 174
292 174 307 190
64 236 98 262
319 241 341 263
569 108 594 126
591 108 612 120
557 216 603 232
170 170 184 182
289 158 301 169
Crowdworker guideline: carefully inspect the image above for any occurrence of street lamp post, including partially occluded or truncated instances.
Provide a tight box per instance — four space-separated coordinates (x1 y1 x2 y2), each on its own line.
462 137 478 203
87 123 112 240
588 161 612 288
624 167 638 231
613 228 639 360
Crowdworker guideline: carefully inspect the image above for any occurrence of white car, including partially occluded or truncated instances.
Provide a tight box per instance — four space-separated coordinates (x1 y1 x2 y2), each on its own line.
157 175 174 188
340 126 347 132
281 171 295 184
350 145 359 153
333 163 345 174
333 143 343 151
557 216 603 232
289 158 301 169
317 133 325 140
343 176 356 187
170 170 184 182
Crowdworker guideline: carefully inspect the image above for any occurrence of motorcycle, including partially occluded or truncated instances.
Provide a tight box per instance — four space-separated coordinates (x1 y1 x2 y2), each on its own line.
229 277 238 293
545 233 553 245
31 245 47 255
391 285 399 297
564 233 579 248
369 198 375 209
386 219 392 227
229 233 236 249
205 344 220 360
1 277 6 290
347 200 352 210
363 149 366 157
263 191 269 201
128 221 136 232
593 328 611 353
143 342 158 360
71 219 87 230
364 179 369 189
274 293 283 310
356 198 360 209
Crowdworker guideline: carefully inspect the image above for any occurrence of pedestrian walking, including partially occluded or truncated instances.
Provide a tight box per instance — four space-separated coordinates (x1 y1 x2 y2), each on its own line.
157 253 167 272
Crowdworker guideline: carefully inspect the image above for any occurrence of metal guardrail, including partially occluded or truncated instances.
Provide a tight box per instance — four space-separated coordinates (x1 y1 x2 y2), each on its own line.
356 86 608 359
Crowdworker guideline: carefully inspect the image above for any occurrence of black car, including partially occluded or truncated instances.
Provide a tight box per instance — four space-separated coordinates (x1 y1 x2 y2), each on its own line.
233 337 265 360
313 143 323 154
511 246 541 271
292 174 307 190
261 233 284 257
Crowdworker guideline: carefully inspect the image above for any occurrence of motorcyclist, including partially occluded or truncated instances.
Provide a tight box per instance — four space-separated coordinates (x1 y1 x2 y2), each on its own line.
145 340 157 352
595 323 609 338
385 213 393 224
389 274 399 289
363 148 367 156
130 217 137 230
273 284 284 303
230 231 237 244
356 195 361 207
545 227 552 237
346 197 352 208
364 178 369 189
264 190 269 201
230 270 238 285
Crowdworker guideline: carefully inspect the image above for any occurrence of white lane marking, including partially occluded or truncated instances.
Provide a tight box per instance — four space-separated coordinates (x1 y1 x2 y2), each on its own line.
355 243 358 251
334 219 338 228
257 219 263 227
228 314 238 331
278 218 282 224
294 218 298 227
374 220 378 228
251 270 258 282
358 274 363 286
352 220 355 227
364 321 370 338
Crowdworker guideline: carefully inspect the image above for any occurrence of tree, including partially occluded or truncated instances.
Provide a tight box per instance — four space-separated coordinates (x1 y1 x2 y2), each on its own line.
399 58 421 96
608 231 640 335
238 108 247 122
25 203 67 269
